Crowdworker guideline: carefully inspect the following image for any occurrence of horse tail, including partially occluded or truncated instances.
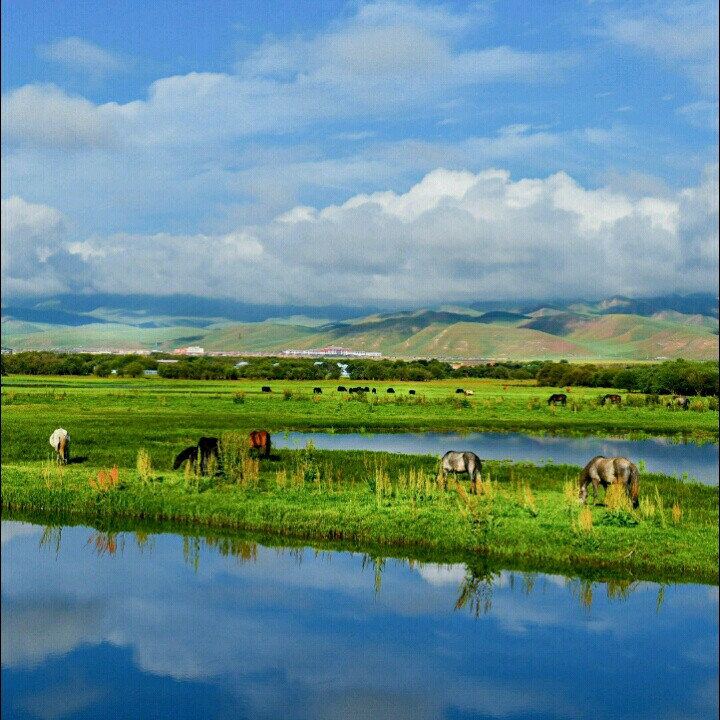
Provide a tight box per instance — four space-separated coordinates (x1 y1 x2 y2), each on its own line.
629 462 640 506
265 432 271 458
59 435 69 463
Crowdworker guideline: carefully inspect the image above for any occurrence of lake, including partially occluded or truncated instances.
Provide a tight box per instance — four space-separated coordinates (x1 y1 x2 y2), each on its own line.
275 431 719 485
2 520 717 720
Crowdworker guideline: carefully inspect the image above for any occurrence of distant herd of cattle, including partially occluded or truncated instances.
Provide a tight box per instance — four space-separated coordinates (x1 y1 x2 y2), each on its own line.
262 385 470 396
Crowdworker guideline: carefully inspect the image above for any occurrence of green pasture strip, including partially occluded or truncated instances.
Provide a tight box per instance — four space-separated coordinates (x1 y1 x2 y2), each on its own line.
2 377 717 454
2 452 717 585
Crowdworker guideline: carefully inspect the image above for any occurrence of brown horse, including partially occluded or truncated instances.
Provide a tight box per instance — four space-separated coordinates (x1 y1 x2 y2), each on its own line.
249 430 271 458
601 394 622 406
578 456 639 507
548 393 567 406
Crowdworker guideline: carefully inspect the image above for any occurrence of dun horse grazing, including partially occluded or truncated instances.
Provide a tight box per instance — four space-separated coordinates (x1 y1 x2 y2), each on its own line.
601 394 622 406
578 456 639 507
49 428 70 465
438 451 483 494
673 395 689 409
248 430 271 458
548 393 567 406
173 436 219 475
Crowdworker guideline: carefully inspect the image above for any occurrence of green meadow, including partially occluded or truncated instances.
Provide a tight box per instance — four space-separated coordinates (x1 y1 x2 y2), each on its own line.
1 375 718 583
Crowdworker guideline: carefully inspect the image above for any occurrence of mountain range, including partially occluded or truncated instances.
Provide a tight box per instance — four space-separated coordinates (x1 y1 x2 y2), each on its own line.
2 293 718 361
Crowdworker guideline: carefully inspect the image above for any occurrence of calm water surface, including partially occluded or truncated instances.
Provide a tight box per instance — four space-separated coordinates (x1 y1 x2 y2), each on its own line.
276 431 719 485
2 520 717 720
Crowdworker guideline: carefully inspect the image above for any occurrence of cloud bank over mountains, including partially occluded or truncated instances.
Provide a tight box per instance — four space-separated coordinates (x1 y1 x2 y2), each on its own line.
3 165 717 307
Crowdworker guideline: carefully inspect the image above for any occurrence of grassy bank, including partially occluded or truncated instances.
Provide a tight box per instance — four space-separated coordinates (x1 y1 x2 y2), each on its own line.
2 447 717 584
1 377 717 470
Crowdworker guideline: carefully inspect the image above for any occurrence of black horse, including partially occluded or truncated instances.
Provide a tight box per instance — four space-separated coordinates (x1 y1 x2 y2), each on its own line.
173 436 219 475
547 393 567 406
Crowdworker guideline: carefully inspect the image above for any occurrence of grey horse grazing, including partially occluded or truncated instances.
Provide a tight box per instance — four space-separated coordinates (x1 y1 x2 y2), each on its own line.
49 428 70 464
578 456 639 507
438 451 483 494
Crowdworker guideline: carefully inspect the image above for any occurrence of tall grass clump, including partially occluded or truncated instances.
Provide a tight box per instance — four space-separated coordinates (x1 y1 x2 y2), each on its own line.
563 479 579 512
219 431 258 488
671 502 682 523
42 460 64 490
577 506 594 534
605 482 634 514
136 448 157 488
654 486 667 528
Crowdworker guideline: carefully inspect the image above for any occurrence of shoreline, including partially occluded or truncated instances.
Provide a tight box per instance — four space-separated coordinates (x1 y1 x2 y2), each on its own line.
3 452 717 586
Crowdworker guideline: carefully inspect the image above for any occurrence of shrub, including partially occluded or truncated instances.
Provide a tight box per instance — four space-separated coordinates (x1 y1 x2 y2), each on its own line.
90 466 119 492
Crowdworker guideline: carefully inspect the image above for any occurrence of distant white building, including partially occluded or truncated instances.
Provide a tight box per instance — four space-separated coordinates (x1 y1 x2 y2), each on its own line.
282 346 381 358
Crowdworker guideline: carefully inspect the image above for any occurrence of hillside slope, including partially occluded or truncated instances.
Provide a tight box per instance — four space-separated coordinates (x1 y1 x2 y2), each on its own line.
2 296 718 360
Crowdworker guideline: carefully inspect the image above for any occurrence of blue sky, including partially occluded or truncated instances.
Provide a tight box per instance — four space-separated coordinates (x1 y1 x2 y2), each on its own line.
2 1 717 308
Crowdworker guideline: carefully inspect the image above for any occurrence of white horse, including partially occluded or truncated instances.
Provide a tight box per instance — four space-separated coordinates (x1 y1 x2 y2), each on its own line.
49 428 70 464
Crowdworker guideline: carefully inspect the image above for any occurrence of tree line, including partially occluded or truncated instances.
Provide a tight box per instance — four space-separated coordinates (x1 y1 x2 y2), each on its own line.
1 351 717 396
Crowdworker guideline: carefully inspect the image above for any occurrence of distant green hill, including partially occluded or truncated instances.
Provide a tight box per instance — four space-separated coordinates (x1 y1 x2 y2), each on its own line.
2 295 718 361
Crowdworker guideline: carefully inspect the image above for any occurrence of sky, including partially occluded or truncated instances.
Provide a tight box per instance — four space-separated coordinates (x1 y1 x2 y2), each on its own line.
1 0 718 310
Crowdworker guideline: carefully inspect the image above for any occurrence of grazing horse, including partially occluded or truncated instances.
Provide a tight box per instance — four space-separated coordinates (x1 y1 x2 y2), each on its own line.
601 394 622 406
49 428 70 465
673 395 689 409
173 445 199 470
578 456 639 508
173 436 219 474
248 430 271 458
438 451 483 494
261 386 272 393
548 393 567 406
313 387 322 394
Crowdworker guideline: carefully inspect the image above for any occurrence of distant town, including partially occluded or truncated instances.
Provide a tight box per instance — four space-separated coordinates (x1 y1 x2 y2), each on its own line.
1 345 382 358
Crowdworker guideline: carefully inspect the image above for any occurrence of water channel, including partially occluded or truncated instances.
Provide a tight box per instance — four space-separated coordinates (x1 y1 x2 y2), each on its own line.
275 431 719 485
2 520 717 720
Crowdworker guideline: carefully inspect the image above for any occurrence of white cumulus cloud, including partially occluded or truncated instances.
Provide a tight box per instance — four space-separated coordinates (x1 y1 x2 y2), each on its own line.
4 166 715 306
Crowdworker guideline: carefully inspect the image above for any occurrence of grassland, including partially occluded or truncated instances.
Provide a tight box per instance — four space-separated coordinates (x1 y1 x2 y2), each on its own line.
1 376 718 453
1 375 717 583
